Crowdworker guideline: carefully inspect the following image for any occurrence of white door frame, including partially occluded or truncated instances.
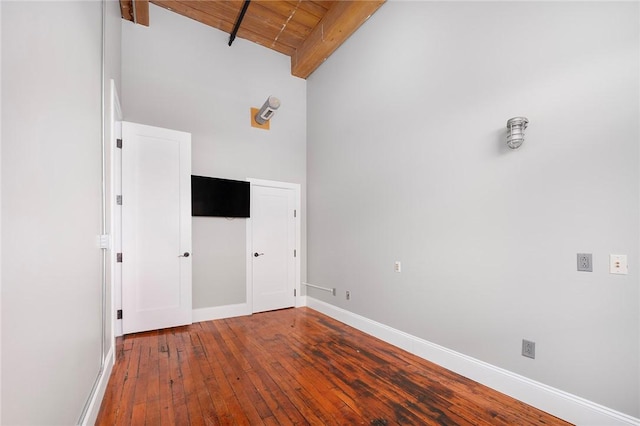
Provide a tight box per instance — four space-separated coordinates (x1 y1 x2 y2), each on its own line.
246 179 302 313
109 79 123 340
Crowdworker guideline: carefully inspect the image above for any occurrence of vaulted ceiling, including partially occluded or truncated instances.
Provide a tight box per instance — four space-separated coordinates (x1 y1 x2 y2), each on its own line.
119 0 385 79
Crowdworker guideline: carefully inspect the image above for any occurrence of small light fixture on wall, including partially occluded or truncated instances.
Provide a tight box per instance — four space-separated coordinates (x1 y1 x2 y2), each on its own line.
506 117 529 149
251 96 281 130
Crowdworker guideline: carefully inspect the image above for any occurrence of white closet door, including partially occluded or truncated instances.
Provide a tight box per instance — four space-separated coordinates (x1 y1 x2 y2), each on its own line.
121 121 192 334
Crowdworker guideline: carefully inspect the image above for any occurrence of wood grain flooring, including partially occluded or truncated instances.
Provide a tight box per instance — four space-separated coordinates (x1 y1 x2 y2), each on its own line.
96 307 571 425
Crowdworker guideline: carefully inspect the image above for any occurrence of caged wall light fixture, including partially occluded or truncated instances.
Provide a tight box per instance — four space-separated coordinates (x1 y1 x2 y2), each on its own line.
255 96 280 125
251 96 281 130
506 117 529 149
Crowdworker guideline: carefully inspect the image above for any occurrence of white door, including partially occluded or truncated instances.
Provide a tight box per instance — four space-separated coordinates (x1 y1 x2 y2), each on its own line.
250 183 298 313
122 122 192 334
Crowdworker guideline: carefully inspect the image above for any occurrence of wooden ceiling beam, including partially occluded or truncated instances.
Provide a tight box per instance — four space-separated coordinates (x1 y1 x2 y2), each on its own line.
293 1 334 19
120 0 134 22
152 0 297 56
291 0 385 79
120 0 149 25
133 0 150 26
152 0 238 33
123 1 384 78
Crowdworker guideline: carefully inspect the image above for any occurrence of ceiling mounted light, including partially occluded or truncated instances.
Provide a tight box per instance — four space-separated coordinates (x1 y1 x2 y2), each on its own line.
506 117 529 149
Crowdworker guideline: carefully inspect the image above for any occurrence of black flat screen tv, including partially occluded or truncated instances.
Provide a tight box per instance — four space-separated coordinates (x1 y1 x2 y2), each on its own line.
191 175 250 218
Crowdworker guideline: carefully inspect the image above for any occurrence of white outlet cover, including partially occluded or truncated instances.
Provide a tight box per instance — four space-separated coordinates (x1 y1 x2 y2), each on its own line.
394 261 401 273
610 254 628 275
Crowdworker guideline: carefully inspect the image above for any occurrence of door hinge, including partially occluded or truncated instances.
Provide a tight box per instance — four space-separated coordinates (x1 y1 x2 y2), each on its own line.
116 138 122 149
117 309 123 319
116 253 123 263
294 209 297 218
294 289 297 297
294 249 296 257
116 195 122 205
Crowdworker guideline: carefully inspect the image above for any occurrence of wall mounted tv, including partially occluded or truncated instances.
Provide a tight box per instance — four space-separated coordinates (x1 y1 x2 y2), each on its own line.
191 175 250 218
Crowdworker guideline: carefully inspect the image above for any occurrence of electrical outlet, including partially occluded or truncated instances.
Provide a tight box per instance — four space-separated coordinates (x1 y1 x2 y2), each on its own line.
346 291 351 300
394 261 401 273
522 339 535 359
610 254 628 275
577 253 592 272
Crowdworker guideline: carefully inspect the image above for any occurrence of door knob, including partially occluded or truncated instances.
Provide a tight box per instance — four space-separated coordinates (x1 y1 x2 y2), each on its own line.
254 252 264 257
179 252 190 257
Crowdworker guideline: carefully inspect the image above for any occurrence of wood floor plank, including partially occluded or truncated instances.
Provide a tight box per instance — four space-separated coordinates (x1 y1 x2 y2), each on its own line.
182 328 223 424
322 334 467 424
221 321 309 424
285 313 441 424
198 320 253 425
167 329 192 425
95 337 129 424
130 403 146 426
144 331 161 425
189 329 221 425
96 307 572 426
115 337 143 424
157 332 177 426
212 320 274 422
273 338 375 422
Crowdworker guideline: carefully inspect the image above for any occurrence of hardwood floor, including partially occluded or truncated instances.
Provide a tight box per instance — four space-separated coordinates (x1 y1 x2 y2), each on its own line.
96 307 571 425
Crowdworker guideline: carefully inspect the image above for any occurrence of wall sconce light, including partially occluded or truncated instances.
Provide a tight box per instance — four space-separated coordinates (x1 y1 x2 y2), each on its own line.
506 117 529 149
251 96 280 130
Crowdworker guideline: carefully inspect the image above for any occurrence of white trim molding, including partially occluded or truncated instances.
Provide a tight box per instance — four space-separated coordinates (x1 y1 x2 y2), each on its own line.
81 346 115 426
193 296 308 323
110 78 123 338
193 303 251 323
306 297 640 426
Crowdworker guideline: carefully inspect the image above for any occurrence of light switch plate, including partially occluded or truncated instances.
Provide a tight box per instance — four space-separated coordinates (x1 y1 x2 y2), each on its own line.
610 254 628 275
98 234 111 249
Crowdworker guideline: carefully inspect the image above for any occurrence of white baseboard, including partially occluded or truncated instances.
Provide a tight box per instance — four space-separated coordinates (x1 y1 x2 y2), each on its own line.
115 319 122 337
81 346 115 426
194 298 307 323
193 303 251 323
306 297 639 426
296 295 308 307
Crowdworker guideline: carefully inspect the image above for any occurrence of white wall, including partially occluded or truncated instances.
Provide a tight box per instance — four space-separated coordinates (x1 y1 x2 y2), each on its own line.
307 1 639 417
1 1 104 424
121 4 306 310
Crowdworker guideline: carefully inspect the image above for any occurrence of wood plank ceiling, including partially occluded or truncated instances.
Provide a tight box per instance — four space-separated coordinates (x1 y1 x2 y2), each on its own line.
120 0 385 79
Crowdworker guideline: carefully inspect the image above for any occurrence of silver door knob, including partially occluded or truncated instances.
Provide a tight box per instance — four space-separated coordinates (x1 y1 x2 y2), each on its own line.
254 252 264 257
179 252 190 257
